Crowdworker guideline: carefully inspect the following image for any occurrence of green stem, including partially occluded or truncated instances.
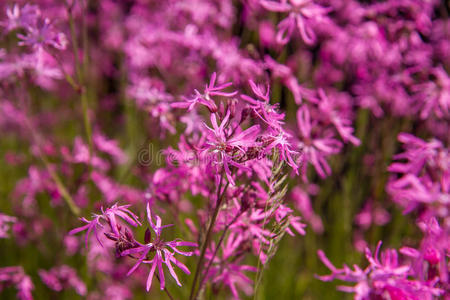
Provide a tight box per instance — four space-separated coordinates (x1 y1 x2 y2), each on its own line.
189 174 229 300
40 155 81 216
156 274 175 300
65 0 93 160
20 96 80 216
253 158 284 299
197 212 242 292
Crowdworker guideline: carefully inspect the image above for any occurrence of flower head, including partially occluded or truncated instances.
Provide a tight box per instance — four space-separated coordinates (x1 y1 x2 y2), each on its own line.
120 204 197 291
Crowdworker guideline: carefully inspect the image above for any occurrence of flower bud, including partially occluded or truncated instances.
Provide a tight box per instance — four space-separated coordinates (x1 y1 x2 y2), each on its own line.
144 228 152 244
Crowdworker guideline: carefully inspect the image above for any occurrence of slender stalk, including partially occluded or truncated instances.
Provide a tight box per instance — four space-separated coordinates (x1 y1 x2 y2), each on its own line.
38 154 81 216
18 92 80 216
81 0 90 81
156 274 175 300
197 212 242 292
253 158 283 299
252 196 271 299
65 0 93 159
189 174 229 300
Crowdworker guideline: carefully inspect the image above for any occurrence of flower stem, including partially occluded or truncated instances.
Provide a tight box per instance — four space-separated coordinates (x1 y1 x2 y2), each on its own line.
19 93 80 217
189 174 229 300
197 212 242 292
156 274 175 300
65 0 93 161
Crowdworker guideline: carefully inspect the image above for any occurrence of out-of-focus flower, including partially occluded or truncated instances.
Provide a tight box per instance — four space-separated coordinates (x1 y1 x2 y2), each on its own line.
260 0 330 45
0 266 34 300
3 4 40 32
401 218 449 286
296 105 342 180
18 18 67 50
291 186 323 233
172 72 237 112
0 213 17 238
317 241 444 299
387 133 449 220
39 265 86 296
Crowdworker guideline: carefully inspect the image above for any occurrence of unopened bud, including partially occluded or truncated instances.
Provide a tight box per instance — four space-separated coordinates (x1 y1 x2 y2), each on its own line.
104 232 118 241
144 228 152 244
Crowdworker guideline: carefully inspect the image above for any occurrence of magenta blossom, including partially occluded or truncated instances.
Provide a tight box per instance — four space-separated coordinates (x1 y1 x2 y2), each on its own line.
0 213 17 238
172 72 237 112
205 234 257 299
317 241 444 300
203 109 261 185
0 266 34 300
3 4 40 32
17 18 67 50
38 265 86 296
296 105 342 180
120 204 197 291
69 203 141 248
260 0 330 45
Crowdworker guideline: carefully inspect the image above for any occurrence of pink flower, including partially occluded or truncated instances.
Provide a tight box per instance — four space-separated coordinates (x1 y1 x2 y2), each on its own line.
203 110 260 185
290 186 323 233
317 89 360 146
205 234 257 299
317 241 444 300
17 18 67 50
401 218 449 285
69 203 141 248
93 132 127 164
3 4 40 32
172 72 237 112
0 266 34 300
241 79 285 130
120 204 196 291
296 105 342 180
38 265 86 296
0 213 17 238
260 0 330 45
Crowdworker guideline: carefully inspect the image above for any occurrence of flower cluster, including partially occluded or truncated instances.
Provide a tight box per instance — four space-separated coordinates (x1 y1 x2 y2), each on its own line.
387 133 449 222
317 239 445 299
70 203 197 291
0 0 448 299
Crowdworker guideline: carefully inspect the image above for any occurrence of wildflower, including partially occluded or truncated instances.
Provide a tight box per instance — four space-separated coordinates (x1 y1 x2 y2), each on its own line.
3 4 40 32
172 72 237 112
205 234 257 299
273 204 306 236
241 79 285 130
290 186 323 233
211 260 256 299
120 204 196 291
229 208 274 262
263 129 300 173
296 105 342 180
69 203 141 248
354 200 390 230
317 241 444 299
0 213 17 238
93 133 127 164
38 265 86 296
17 18 67 50
203 110 260 185
317 89 360 146
412 66 450 119
260 0 330 45
401 218 449 284
0 266 34 300
387 134 448 218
